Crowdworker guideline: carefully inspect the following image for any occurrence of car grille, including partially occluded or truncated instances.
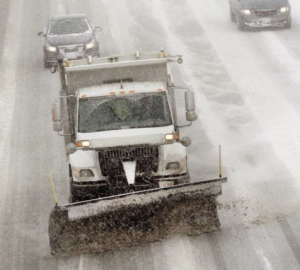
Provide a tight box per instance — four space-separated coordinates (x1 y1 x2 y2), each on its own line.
58 44 84 53
254 9 277 17
99 146 159 177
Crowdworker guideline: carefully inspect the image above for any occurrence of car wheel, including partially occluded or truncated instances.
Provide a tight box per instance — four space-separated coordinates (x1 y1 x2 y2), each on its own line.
285 17 292 29
44 60 50 68
237 19 247 31
44 54 50 68
230 9 236 22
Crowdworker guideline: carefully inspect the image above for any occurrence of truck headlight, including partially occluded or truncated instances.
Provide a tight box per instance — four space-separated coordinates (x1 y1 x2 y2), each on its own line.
80 169 94 178
240 9 251 15
73 168 94 178
47 45 57 52
280 7 290 13
166 162 180 170
76 140 91 148
85 42 94 49
164 133 179 142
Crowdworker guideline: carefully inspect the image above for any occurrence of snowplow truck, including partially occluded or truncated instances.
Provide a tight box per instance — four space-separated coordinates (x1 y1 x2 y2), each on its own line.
49 50 227 256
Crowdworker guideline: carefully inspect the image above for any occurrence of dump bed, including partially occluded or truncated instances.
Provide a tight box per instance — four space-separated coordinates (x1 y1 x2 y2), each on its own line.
58 51 179 145
60 51 176 95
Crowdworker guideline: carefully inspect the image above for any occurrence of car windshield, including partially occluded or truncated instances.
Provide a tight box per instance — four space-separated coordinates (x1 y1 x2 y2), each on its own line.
49 19 91 35
78 92 173 133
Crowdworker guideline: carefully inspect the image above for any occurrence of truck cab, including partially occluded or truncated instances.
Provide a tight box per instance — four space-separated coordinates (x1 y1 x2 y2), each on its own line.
52 51 197 201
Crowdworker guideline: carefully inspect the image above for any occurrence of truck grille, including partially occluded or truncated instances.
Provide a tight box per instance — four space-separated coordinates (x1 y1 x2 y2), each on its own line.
254 9 277 17
99 146 159 177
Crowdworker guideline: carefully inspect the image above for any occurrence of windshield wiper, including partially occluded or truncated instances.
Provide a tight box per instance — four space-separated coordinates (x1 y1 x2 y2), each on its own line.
107 105 122 122
140 103 158 125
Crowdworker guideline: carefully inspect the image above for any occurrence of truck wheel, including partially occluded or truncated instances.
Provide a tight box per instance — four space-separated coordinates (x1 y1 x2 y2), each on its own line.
69 177 82 202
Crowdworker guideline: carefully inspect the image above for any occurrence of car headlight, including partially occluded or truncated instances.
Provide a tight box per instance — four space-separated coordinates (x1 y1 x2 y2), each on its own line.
240 9 251 15
85 42 94 49
47 45 57 52
164 133 179 142
280 7 290 13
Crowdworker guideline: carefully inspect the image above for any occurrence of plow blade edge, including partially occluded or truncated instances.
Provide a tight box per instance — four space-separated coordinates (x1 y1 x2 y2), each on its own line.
49 178 226 256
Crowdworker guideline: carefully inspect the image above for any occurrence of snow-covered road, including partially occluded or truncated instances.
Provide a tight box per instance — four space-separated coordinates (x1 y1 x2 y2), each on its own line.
1 0 300 269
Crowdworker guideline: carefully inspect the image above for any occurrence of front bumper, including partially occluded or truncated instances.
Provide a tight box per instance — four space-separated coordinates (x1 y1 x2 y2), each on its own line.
72 180 108 199
71 173 190 199
44 47 100 66
240 13 291 28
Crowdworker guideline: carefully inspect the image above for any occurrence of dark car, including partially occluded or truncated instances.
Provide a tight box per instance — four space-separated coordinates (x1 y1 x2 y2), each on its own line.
38 14 101 68
229 0 291 31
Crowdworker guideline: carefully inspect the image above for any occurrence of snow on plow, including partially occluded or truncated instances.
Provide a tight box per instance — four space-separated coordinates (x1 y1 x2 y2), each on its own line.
49 178 226 256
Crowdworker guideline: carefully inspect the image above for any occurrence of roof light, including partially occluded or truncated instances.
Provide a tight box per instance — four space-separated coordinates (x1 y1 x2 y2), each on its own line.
120 91 125 94
158 88 164 92
81 94 87 98
129 90 135 94
110 91 116 95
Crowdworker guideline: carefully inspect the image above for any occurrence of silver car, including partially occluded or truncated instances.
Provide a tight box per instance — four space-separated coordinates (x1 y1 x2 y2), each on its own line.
229 0 291 31
38 14 101 68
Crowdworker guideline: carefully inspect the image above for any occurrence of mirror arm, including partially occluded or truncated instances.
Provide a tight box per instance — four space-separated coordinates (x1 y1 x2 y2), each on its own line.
57 131 74 137
176 122 193 129
169 85 189 90
57 95 76 100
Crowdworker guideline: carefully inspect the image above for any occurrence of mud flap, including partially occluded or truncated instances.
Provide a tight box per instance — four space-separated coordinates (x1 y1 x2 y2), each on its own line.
49 178 226 256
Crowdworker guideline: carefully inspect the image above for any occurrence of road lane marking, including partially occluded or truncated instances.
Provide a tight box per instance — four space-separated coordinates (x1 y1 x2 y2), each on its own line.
278 218 300 267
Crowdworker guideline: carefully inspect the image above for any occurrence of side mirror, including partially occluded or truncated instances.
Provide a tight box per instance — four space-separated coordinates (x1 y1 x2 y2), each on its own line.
38 31 46 37
52 100 61 122
94 26 102 32
53 121 63 132
66 143 77 155
181 137 192 147
185 91 198 122
52 100 63 132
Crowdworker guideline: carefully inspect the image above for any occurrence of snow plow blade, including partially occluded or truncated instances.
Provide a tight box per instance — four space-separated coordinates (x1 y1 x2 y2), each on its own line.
49 178 226 256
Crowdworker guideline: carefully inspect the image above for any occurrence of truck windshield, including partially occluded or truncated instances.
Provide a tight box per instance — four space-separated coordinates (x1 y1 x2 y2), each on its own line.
78 92 173 132
49 19 91 35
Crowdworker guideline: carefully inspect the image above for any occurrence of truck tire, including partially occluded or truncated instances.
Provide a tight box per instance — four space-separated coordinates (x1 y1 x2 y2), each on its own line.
69 177 81 202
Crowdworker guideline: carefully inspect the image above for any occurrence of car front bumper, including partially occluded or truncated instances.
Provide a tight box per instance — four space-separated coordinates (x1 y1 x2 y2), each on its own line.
44 46 100 66
240 13 291 28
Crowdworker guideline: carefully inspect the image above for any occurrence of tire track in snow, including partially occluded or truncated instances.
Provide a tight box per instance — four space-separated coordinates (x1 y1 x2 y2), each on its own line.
185 0 300 218
0 0 23 201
